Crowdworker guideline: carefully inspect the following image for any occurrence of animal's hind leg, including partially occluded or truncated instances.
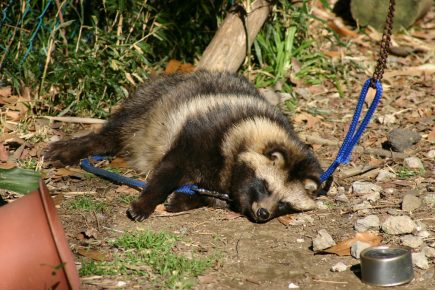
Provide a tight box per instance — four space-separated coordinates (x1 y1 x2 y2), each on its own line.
44 131 121 166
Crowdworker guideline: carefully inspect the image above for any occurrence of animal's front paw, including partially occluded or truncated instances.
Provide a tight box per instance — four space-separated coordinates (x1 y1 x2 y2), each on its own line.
126 200 155 221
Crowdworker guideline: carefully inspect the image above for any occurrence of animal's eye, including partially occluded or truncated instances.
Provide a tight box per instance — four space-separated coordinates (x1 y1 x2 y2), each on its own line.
278 201 290 212
268 151 285 168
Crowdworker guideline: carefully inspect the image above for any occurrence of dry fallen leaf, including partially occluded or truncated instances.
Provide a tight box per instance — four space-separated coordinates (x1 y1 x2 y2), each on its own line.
165 59 195 74
52 167 85 179
0 86 12 99
294 112 321 129
277 214 296 226
110 157 130 168
328 19 359 38
155 204 167 213
115 185 138 194
0 162 16 169
321 232 382 256
77 248 111 261
427 125 435 143
0 143 9 162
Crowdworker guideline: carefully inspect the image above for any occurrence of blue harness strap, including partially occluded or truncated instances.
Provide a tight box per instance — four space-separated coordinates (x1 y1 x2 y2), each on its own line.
320 79 383 183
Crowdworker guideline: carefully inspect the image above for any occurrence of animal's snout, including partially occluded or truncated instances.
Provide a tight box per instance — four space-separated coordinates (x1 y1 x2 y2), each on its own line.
256 207 270 221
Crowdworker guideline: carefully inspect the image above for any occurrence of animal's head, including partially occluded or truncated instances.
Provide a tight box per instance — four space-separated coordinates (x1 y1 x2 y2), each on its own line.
229 143 322 223
222 118 322 223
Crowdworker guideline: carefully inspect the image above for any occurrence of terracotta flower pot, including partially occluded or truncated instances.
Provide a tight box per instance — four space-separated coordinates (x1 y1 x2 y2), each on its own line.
0 180 81 290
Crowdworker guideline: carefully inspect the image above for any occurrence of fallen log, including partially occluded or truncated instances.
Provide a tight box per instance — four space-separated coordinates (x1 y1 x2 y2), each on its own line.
197 0 271 72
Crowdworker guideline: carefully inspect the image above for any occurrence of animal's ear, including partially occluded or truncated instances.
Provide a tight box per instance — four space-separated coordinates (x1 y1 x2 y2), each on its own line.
264 145 287 168
303 179 318 195
269 151 285 168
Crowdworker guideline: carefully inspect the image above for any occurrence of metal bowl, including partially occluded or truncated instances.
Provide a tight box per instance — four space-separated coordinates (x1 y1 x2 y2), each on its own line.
360 246 413 287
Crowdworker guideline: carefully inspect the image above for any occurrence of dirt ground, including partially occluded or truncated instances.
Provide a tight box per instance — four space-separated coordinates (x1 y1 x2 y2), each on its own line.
1 4 434 290
44 26 434 289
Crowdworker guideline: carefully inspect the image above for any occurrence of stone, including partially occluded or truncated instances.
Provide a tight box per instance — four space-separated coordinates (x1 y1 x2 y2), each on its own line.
423 193 435 205
415 220 427 231
288 282 300 289
352 181 382 195
383 128 421 152
422 246 435 258
400 235 423 249
331 262 347 272
353 201 372 211
381 215 416 235
312 229 336 251
416 230 430 238
376 169 396 182
402 194 422 212
387 209 401 216
351 241 371 259
354 215 380 232
412 252 430 270
335 193 349 203
316 200 329 210
377 114 396 125
427 150 435 159
364 191 381 203
384 188 395 195
404 157 424 170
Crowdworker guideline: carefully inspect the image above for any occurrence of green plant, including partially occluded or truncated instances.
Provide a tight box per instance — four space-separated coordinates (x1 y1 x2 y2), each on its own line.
80 231 216 289
0 167 40 194
1 0 226 118
68 195 108 212
396 168 424 179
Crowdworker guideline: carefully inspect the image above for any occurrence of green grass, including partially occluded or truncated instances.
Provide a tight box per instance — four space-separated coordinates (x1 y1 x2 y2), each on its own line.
79 231 216 289
16 157 38 170
117 194 136 205
68 196 108 212
396 168 424 179
1 0 226 118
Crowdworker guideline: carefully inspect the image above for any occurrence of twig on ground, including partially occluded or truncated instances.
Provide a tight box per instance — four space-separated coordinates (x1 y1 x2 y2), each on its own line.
42 116 106 124
340 164 380 178
312 279 348 284
152 212 191 217
301 135 407 159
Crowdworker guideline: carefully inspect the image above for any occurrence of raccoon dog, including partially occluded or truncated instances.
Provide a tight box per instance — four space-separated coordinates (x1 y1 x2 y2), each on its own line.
45 70 323 223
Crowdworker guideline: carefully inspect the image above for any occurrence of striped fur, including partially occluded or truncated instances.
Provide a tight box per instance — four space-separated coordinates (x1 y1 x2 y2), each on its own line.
45 70 323 222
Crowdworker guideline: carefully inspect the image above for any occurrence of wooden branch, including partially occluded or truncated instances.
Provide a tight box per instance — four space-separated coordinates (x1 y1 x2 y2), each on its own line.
302 135 408 159
197 0 271 72
42 116 106 124
339 165 379 178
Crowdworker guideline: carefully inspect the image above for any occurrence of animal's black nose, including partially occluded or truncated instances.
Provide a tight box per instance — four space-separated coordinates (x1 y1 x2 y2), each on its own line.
257 208 270 220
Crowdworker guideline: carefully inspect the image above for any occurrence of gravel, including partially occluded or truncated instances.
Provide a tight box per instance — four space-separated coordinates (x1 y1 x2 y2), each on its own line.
383 128 421 152
412 252 430 270
354 215 380 232
404 156 425 170
312 229 336 251
381 215 416 235
331 262 347 272
401 194 422 212
351 181 382 195
423 193 435 205
400 235 423 249
350 241 371 259
376 169 396 182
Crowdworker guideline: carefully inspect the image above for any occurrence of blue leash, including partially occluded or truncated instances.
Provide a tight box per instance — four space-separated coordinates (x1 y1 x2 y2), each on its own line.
320 79 383 183
80 156 230 200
